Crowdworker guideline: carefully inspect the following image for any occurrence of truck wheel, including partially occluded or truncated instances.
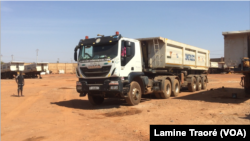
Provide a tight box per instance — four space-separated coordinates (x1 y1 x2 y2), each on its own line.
125 81 142 106
196 77 202 91
88 94 104 105
201 77 207 90
171 79 180 97
160 80 171 99
188 77 196 92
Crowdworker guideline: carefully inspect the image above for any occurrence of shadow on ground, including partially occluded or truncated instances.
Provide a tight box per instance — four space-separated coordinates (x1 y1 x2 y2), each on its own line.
240 114 250 120
51 95 154 110
10 94 25 97
173 87 250 104
51 87 250 110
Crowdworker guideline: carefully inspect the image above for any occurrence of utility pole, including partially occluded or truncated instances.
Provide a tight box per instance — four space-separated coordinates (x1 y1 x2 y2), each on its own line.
11 55 13 61
71 58 72 63
1 54 2 62
36 49 39 64
58 58 59 63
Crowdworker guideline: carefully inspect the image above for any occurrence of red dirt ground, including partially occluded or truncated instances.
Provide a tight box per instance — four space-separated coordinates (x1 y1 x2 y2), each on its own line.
1 74 250 141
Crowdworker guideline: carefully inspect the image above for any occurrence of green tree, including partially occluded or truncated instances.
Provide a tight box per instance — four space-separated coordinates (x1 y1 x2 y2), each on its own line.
1 61 4 65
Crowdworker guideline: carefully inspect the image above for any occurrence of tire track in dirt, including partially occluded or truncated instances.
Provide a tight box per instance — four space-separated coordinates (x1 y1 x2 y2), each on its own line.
2 91 44 122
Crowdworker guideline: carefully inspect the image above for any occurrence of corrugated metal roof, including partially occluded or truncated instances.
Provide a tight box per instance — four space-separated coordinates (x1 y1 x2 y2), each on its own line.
222 30 250 35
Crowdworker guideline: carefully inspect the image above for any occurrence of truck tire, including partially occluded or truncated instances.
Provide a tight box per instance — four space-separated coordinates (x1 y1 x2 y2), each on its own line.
196 77 202 91
201 77 207 90
88 94 104 105
125 81 142 106
171 79 180 97
160 79 171 99
188 77 196 92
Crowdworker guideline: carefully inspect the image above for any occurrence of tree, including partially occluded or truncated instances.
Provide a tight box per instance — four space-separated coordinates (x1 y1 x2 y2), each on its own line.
1 61 4 65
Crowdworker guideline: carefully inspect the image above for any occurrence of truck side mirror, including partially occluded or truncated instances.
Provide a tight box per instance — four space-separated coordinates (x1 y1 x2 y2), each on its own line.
74 45 79 61
74 51 77 61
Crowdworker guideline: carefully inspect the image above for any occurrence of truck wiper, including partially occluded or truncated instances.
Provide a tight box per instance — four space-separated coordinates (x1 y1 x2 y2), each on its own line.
99 55 108 59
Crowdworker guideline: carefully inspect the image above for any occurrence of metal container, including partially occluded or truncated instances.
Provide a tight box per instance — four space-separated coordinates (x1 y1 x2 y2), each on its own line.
137 37 210 71
222 30 250 69
1 61 25 73
24 62 49 73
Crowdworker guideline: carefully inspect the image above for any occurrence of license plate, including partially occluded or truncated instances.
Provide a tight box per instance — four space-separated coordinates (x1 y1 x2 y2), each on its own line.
77 86 82 90
89 86 99 90
88 66 102 69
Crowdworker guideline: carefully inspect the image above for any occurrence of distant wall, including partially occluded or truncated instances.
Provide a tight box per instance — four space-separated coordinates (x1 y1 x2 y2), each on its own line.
210 57 224 62
48 63 77 74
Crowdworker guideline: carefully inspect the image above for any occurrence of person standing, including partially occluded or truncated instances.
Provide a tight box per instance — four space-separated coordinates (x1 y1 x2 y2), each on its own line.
15 71 25 97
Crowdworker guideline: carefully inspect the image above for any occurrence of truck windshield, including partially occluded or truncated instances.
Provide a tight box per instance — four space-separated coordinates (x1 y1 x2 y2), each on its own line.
78 42 118 61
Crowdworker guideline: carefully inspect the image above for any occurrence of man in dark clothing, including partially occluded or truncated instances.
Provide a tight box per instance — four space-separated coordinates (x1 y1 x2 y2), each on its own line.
15 71 25 97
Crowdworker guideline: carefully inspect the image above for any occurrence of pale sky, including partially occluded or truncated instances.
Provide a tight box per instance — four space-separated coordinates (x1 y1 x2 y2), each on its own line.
1 1 250 63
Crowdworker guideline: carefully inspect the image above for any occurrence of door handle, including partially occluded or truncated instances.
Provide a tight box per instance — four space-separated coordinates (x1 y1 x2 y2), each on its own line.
131 67 134 70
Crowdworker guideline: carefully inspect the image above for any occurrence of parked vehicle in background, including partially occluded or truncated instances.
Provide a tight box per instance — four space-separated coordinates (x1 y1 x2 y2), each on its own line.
23 62 49 79
1 61 24 79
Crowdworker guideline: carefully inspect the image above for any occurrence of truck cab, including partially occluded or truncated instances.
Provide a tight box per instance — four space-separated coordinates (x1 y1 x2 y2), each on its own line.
74 32 144 105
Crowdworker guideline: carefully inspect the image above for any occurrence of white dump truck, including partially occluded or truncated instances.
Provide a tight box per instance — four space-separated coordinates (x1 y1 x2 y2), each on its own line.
1 61 25 79
23 62 49 79
74 32 210 106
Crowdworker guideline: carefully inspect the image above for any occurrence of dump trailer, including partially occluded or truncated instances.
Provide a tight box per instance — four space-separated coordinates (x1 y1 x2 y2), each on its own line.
74 32 210 106
209 62 225 74
209 62 219 74
1 61 25 79
23 62 49 79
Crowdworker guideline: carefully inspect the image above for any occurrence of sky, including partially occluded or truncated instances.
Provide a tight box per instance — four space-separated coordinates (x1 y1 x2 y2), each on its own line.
1 1 250 63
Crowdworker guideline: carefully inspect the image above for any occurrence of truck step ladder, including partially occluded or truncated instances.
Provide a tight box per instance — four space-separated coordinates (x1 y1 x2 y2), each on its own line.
153 39 162 67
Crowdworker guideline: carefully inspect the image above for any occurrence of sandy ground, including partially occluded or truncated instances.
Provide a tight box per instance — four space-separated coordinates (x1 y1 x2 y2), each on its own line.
1 74 250 141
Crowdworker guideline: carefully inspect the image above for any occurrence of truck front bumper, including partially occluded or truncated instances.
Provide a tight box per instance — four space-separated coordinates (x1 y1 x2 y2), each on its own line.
76 78 130 97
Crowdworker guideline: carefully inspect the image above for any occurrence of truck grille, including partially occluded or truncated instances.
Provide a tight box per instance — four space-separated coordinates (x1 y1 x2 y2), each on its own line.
80 66 111 77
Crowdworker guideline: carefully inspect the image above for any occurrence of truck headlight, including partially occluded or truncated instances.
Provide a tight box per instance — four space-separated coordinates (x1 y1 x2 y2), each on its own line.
76 81 82 86
110 86 118 90
109 81 119 85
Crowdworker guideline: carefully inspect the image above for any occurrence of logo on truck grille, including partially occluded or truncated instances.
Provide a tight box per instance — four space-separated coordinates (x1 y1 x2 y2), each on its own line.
87 62 101 69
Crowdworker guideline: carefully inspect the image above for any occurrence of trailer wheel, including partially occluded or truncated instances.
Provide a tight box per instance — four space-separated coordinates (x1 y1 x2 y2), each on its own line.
171 79 180 97
125 81 142 106
160 79 171 99
88 94 104 105
188 77 196 92
201 77 207 90
196 77 202 91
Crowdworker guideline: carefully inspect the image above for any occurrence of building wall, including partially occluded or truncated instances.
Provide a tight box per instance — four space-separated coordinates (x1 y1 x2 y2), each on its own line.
48 63 77 74
210 57 224 62
224 34 248 68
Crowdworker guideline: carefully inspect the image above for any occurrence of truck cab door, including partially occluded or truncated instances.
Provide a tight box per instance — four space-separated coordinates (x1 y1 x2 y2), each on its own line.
120 40 142 77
